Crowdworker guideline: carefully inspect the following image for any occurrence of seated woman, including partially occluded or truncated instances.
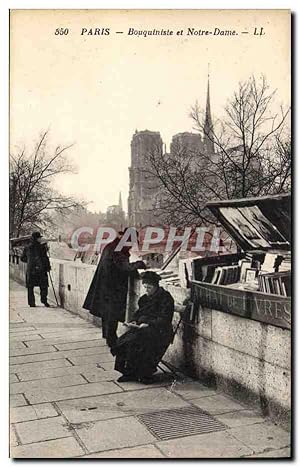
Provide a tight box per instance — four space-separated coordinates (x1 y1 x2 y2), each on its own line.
112 271 174 384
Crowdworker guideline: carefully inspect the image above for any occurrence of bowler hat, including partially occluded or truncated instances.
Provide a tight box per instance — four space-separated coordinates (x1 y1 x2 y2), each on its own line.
32 231 42 240
141 271 161 285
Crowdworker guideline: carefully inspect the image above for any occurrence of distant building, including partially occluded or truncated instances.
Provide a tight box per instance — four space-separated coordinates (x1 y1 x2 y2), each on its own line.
170 132 204 171
128 130 163 227
106 192 126 230
170 132 203 156
128 76 215 227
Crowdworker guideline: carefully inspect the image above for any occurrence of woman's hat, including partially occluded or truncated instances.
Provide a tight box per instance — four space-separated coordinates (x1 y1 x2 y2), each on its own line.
141 271 161 285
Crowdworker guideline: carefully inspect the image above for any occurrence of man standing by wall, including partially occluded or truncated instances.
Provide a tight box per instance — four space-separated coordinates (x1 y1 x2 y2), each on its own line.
20 231 51 307
83 230 146 349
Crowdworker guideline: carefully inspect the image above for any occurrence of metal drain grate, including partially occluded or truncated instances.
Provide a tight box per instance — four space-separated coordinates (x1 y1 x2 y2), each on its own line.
137 406 226 441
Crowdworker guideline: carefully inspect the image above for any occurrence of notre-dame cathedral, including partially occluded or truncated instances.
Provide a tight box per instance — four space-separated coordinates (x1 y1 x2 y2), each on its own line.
128 78 215 227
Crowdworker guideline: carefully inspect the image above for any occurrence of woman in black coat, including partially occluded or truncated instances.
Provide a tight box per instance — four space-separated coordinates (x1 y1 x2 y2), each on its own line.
20 231 51 307
82 234 146 348
113 271 175 384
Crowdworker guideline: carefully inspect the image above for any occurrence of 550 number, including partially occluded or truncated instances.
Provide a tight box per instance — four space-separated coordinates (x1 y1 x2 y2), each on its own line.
55 28 69 35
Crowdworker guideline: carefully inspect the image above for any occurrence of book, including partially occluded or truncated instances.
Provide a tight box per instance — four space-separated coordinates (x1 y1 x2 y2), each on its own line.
211 267 222 285
258 271 291 296
240 260 252 282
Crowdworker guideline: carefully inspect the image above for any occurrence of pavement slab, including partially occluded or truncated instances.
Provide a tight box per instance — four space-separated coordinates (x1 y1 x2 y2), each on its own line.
80 444 165 458
68 353 114 366
10 437 85 458
116 377 173 392
11 405 42 423
60 346 111 358
56 398 129 423
157 431 253 458
13 415 71 444
16 363 107 381
215 409 266 428
10 324 36 330
10 326 37 332
34 322 96 330
191 394 247 414
10 358 73 374
10 342 28 350
24 334 103 345
171 380 218 400
99 361 115 370
20 340 60 349
10 426 19 447
71 387 187 416
75 416 156 453
10 394 28 408
229 422 291 452
81 369 121 383
31 403 59 419
10 345 58 357
37 330 101 340
10 351 65 365
11 334 43 342
54 339 107 351
245 447 291 458
10 374 19 383
10 403 58 423
56 386 189 424
10 374 87 394
24 381 123 404
10 330 45 338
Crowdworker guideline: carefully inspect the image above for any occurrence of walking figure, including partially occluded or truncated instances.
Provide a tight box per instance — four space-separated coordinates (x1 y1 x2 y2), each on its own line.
20 231 51 307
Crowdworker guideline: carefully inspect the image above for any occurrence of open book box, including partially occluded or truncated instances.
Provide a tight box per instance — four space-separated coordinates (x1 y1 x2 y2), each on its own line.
191 193 291 330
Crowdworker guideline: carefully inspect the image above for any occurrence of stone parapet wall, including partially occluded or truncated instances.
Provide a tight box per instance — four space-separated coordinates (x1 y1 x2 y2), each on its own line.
166 304 290 422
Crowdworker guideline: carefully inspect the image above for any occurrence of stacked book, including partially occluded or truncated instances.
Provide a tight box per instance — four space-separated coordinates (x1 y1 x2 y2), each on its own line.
258 271 291 297
159 269 181 286
279 256 291 272
210 265 240 286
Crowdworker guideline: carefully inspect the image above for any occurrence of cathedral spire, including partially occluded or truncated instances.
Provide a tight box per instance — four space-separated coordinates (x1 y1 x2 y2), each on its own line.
203 66 215 155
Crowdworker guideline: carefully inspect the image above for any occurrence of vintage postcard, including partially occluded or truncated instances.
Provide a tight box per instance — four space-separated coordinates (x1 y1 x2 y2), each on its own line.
9 9 291 459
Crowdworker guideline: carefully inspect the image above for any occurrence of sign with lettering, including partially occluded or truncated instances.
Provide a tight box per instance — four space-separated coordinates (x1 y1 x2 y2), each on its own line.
192 281 291 330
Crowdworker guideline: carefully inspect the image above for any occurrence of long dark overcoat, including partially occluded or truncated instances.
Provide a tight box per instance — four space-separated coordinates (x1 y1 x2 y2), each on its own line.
82 239 144 322
113 287 175 378
20 241 51 288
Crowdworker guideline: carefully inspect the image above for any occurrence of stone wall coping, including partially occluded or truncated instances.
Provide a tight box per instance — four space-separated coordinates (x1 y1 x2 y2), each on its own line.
50 258 96 269
192 280 291 330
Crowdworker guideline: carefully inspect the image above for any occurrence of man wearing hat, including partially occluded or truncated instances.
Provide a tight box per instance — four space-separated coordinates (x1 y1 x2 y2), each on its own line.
20 231 51 307
83 230 147 349
112 271 175 384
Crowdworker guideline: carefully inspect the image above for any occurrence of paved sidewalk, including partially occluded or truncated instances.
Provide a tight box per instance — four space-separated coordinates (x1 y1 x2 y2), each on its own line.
9 281 291 458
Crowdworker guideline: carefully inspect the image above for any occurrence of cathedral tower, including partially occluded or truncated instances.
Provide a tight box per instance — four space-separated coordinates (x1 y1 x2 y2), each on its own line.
128 130 163 227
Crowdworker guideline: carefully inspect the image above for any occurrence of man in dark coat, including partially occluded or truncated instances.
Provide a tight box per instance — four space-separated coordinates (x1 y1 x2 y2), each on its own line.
20 231 51 307
113 271 175 384
82 232 146 349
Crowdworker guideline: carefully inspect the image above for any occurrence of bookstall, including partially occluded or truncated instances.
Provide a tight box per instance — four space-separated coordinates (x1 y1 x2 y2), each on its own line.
191 193 291 330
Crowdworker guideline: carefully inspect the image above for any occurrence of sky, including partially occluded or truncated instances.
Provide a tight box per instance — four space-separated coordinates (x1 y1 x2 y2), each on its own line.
10 9 290 213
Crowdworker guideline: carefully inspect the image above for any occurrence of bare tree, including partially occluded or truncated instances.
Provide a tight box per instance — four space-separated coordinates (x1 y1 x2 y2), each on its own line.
143 142 216 226
267 133 291 193
144 75 291 225
10 131 85 237
190 75 291 199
